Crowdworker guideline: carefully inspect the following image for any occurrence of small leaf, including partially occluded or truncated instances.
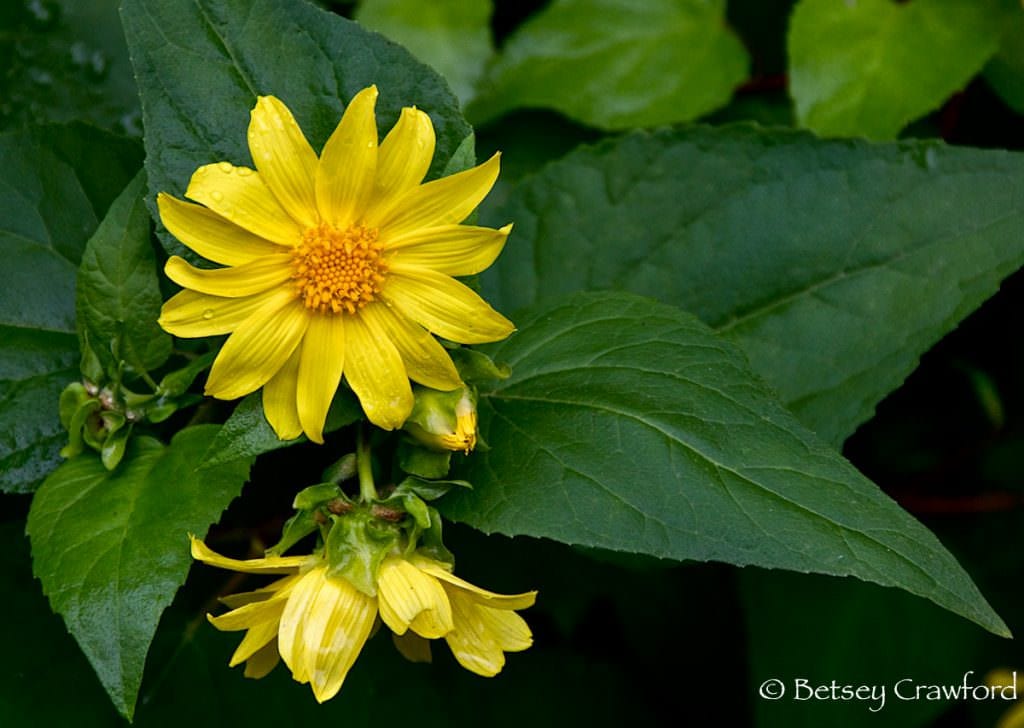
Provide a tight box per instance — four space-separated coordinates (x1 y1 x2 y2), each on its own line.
467 0 749 130
445 292 1008 636
27 425 254 719
76 171 171 378
788 0 1013 139
398 440 452 479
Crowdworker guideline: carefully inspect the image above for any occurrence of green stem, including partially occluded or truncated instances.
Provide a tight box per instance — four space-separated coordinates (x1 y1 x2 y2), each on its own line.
356 426 378 503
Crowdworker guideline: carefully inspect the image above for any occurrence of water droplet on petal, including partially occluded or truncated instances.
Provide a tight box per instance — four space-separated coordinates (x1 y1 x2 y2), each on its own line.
236 167 252 176
210 190 224 202
202 309 215 320
218 161 234 173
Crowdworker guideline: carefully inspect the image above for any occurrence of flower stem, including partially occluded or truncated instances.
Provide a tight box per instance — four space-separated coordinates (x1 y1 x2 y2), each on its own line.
356 425 377 503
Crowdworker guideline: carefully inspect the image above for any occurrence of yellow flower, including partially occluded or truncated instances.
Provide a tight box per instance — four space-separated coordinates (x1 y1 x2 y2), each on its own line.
158 87 514 442
191 537 536 702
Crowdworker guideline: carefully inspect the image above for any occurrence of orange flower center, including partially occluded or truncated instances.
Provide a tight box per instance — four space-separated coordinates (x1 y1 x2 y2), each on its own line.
292 224 387 314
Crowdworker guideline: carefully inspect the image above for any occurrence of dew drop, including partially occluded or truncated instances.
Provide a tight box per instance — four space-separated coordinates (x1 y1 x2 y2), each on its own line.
210 190 224 202
202 309 215 320
236 167 252 176
218 161 234 173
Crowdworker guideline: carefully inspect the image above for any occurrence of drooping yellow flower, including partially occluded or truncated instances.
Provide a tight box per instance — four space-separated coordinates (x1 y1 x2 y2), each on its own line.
158 87 514 442
191 537 536 702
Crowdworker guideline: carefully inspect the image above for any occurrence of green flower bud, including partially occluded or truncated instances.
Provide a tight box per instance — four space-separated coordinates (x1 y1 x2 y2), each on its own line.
403 386 478 454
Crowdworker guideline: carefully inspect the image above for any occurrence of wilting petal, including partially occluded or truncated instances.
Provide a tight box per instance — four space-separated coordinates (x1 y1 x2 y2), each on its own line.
477 606 532 652
186 162 303 245
263 346 303 441
248 96 320 228
315 86 378 228
385 224 511 277
158 289 270 337
209 596 287 633
164 254 294 298
244 638 281 679
278 567 328 684
377 557 453 639
206 296 309 400
413 557 537 610
392 631 432 664
158 193 287 265
310 576 377 703
296 315 345 444
343 311 413 429
190 537 308 574
444 590 505 677
383 268 514 344
361 304 460 391
373 107 435 204
369 153 500 238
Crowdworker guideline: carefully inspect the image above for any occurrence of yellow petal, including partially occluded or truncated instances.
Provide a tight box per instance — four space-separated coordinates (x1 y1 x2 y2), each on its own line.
368 153 500 238
205 295 310 400
386 224 511 277
278 567 328 684
445 590 504 677
413 558 537 610
374 106 435 203
208 595 288 632
158 193 287 265
164 254 294 298
343 311 413 429
310 575 377 703
477 606 532 652
296 315 345 444
190 536 308 574
263 346 303 441
229 619 281 666
392 631 432 664
243 638 281 679
248 96 320 228
315 86 378 228
219 576 295 608
383 268 515 344
361 304 460 391
186 162 304 245
377 557 453 639
158 289 270 338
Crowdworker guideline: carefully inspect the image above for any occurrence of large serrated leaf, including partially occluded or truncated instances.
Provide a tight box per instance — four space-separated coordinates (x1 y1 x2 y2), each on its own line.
77 171 171 377
480 125 1024 446
27 425 253 719
467 0 748 130
444 292 1007 636
0 124 141 493
788 0 1013 139
121 0 472 261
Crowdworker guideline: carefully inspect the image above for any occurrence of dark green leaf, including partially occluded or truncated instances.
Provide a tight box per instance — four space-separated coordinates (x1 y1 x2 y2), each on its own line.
480 125 1024 446
467 0 749 130
77 171 171 377
120 0 472 261
355 0 492 103
0 124 141 493
984 11 1024 115
444 292 1007 636
788 0 1012 139
27 425 254 719
201 389 362 469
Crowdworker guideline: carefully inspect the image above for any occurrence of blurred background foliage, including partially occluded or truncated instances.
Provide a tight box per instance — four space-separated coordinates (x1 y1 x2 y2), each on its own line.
3 0 1024 726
